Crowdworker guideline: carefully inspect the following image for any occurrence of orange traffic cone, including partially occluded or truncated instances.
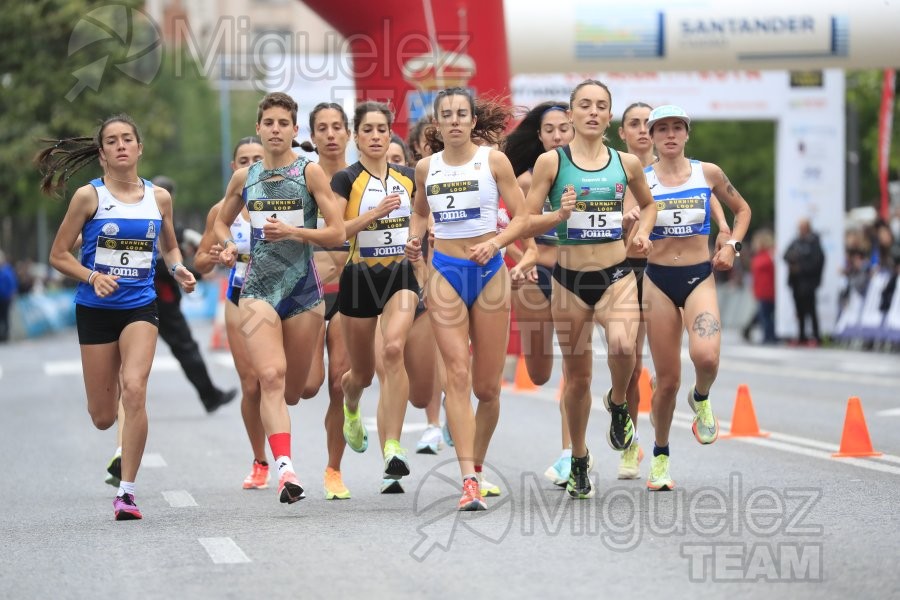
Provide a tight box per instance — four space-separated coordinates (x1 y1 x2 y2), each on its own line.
513 354 537 392
832 397 882 458
721 384 769 438
209 277 230 351
638 367 653 413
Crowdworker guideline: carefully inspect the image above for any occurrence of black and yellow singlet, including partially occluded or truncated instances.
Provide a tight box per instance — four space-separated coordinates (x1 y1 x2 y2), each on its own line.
331 162 416 267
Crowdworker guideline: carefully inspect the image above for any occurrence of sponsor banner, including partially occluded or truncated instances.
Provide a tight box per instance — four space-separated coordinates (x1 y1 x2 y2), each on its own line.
506 0 899 72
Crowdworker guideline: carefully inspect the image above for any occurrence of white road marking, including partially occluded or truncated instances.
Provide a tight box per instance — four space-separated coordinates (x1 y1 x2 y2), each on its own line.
362 417 429 434
667 411 900 469
44 356 181 376
877 407 900 417
141 453 167 468
43 360 83 376
717 358 900 388
212 354 236 368
736 437 900 476
162 490 198 507
526 387 900 476
198 537 251 564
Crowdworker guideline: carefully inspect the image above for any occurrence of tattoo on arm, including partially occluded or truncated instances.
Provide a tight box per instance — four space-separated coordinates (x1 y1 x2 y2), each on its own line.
723 174 737 198
692 311 721 338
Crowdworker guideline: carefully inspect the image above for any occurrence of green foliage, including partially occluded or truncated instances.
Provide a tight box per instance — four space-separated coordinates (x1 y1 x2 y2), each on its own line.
847 70 900 206
609 120 776 232
0 0 221 227
685 120 776 229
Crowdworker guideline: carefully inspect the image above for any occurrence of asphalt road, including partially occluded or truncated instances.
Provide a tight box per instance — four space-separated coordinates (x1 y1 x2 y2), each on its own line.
1 321 898 599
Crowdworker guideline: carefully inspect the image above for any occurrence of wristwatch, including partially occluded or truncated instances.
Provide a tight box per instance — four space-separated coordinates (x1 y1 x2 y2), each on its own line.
725 240 742 257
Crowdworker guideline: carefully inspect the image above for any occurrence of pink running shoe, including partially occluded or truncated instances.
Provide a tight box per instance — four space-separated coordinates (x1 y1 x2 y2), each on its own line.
278 471 306 504
113 493 143 521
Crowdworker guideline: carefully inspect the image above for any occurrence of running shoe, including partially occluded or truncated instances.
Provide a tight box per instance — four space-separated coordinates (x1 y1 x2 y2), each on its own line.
544 453 571 487
566 452 595 499
342 404 368 453
458 477 487 511
105 453 122 488
415 425 443 454
242 459 270 490
380 477 405 494
647 454 675 491
278 471 306 504
477 473 501 497
383 439 410 479
687 386 719 445
603 388 634 451
113 493 143 521
324 467 350 500
442 421 454 448
617 444 644 480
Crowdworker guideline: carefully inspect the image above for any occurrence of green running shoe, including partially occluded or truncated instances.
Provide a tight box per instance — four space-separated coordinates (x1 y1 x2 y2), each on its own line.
383 439 410 478
647 454 675 491
687 386 719 445
566 451 595 499
343 404 368 453
603 388 634 451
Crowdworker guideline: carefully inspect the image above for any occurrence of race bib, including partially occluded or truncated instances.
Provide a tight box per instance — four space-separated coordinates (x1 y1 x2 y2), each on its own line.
652 195 706 237
427 180 481 223
358 216 410 258
248 198 304 240
566 200 623 241
94 236 154 279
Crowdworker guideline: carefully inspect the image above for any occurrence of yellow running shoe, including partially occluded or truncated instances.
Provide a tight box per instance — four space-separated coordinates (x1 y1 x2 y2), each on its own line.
647 454 675 491
383 439 410 479
342 404 369 453
617 444 644 480
687 386 719 445
477 472 501 497
324 467 350 500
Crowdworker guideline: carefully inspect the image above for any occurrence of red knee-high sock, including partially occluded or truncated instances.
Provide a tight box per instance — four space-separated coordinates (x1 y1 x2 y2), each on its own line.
268 432 291 460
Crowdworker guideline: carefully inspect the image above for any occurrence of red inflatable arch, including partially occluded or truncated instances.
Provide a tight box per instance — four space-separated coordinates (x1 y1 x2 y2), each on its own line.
302 0 510 136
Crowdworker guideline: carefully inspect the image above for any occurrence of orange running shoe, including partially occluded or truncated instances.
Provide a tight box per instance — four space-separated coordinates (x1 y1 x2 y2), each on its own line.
324 467 351 500
242 460 270 490
457 477 487 511
278 470 306 504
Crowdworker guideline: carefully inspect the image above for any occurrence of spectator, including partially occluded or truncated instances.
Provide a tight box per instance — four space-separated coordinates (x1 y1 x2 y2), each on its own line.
152 175 236 412
872 219 897 271
0 250 17 342
783 219 825 346
742 229 776 344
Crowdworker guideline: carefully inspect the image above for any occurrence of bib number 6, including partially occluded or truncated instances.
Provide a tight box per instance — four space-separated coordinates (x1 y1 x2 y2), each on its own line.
120 252 130 265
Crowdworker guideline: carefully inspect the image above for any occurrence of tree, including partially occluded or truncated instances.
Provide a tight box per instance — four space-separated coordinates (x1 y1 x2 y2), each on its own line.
0 0 220 260
609 120 777 231
847 70 900 208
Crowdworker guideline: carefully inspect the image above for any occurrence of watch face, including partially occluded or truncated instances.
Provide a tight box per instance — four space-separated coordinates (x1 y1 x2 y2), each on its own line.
734 241 743 252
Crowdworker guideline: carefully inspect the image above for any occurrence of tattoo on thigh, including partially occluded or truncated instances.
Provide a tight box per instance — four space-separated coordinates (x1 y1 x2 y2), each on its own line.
692 312 720 338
